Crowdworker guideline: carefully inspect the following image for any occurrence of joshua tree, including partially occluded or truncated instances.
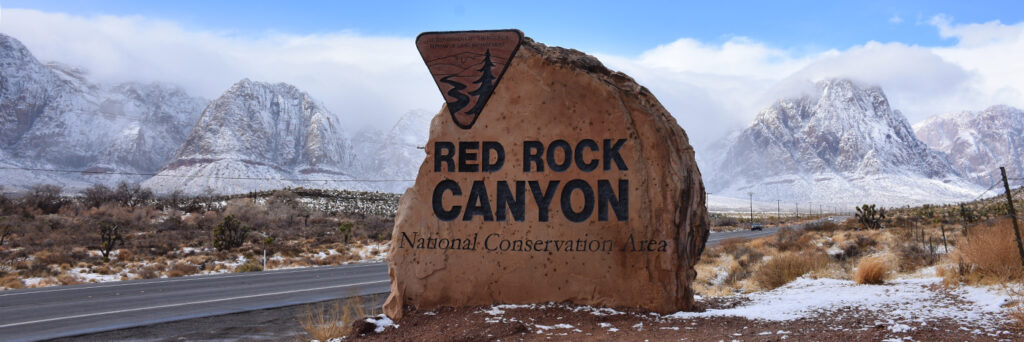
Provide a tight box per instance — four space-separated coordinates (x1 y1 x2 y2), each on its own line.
338 221 354 244
855 204 886 229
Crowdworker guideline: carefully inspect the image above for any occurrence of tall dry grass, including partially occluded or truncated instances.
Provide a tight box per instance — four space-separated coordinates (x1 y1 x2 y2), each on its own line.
947 218 1024 284
854 255 890 284
299 294 373 340
753 251 830 290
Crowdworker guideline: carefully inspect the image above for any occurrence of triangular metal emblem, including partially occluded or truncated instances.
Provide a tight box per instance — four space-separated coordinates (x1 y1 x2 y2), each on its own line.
416 29 523 129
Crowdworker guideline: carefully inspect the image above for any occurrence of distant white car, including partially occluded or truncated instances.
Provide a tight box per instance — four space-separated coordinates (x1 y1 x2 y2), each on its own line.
751 222 764 231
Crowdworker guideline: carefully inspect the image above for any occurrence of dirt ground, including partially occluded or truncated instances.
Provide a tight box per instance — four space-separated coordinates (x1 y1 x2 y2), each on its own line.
353 298 1023 342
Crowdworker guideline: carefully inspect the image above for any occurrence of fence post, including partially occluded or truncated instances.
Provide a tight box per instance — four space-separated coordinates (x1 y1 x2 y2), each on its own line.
1000 166 1024 267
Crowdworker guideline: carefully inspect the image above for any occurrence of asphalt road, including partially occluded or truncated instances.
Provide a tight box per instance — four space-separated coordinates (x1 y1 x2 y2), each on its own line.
706 216 850 247
1 218 845 341
0 262 390 342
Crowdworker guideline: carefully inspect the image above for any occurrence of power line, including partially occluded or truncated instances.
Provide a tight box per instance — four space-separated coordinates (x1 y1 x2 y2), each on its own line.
0 166 415 182
971 181 1003 203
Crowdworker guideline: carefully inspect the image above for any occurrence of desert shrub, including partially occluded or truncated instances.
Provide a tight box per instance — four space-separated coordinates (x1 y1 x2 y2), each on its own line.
234 261 263 273
113 181 154 208
299 296 371 341
773 228 810 252
753 251 830 290
81 184 115 209
804 221 839 232
56 273 80 285
98 222 124 262
1010 288 1024 330
854 255 889 284
24 184 66 214
34 250 76 267
166 262 199 277
710 214 740 227
0 274 25 289
0 217 18 246
354 216 394 241
213 215 250 251
953 219 1024 283
136 264 163 279
895 243 938 272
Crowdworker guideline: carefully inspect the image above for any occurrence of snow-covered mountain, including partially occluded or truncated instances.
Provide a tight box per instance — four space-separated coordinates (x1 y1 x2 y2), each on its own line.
0 34 205 191
914 105 1024 186
350 109 432 193
143 79 362 194
0 33 431 195
705 79 981 206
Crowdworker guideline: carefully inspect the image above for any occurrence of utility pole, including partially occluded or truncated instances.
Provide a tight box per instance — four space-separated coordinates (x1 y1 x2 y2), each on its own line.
748 192 754 227
1000 166 1024 267
777 199 781 225
796 203 799 218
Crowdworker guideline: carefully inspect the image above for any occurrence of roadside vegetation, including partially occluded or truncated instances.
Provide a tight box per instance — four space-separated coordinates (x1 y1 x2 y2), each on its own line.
0 183 398 289
695 185 1024 328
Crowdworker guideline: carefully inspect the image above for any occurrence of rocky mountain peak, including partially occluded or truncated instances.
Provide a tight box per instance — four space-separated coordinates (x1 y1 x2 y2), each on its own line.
915 105 1024 185
171 78 347 172
705 78 972 205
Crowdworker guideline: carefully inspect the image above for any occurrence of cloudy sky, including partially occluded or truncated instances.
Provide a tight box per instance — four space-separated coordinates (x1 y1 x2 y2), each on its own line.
1 0 1021 148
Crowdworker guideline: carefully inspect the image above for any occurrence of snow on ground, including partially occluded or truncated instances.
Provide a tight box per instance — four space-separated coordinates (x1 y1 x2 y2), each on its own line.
668 275 1011 334
354 241 389 262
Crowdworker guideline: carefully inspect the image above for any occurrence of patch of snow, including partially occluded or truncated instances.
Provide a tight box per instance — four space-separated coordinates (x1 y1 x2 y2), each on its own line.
365 314 396 333
670 276 1009 331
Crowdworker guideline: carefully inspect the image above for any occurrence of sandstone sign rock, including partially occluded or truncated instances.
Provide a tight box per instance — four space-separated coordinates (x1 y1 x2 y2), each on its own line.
383 32 709 319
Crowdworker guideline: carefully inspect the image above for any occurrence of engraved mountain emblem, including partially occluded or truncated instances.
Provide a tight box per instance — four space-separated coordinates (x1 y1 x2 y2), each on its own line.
416 30 523 129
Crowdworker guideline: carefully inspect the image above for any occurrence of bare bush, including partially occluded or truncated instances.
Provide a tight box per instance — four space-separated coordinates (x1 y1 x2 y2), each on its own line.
114 182 154 208
81 184 115 209
24 184 66 214
98 222 123 262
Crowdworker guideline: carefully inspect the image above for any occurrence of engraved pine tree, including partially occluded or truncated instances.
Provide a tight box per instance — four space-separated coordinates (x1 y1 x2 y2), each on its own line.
466 49 496 116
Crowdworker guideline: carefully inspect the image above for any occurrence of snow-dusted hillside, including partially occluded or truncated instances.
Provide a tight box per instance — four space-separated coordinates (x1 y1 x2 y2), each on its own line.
705 79 981 206
350 109 432 194
0 34 205 192
914 105 1024 186
143 79 359 194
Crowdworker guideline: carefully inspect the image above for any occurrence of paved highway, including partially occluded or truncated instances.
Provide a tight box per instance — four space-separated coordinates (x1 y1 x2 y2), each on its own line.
0 263 390 342
707 216 849 246
1 217 845 341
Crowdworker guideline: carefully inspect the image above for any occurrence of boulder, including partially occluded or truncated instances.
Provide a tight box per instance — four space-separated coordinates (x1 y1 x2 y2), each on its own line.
383 36 709 319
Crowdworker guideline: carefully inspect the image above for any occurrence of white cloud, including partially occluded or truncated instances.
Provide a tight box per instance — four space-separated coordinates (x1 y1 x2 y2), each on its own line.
0 8 437 131
929 15 1024 112
889 15 904 24
0 8 1021 154
598 15 1024 148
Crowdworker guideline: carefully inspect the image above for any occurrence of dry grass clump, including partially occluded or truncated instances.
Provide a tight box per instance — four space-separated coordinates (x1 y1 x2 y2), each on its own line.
947 219 1024 284
1007 287 1024 330
165 262 199 277
233 261 263 273
854 255 890 284
56 273 80 285
136 264 164 279
753 251 830 290
772 228 813 252
300 295 372 341
0 274 25 289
